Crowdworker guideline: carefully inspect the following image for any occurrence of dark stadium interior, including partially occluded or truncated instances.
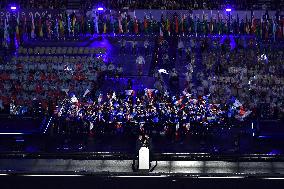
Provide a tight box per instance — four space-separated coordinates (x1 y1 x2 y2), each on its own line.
0 0 284 188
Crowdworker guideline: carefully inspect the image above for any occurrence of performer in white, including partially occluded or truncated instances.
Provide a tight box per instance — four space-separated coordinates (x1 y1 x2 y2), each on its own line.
136 55 145 77
93 11 99 34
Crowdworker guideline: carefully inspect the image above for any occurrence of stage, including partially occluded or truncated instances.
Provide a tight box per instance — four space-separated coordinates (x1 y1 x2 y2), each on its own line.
0 116 284 155
1 155 284 189
1 157 284 174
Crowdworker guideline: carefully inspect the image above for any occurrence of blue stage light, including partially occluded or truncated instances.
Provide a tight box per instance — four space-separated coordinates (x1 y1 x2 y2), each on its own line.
97 7 104 11
225 8 232 12
10 6 17 10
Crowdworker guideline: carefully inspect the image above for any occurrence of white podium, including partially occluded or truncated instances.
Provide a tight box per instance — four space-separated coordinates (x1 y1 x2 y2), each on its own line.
138 146 150 170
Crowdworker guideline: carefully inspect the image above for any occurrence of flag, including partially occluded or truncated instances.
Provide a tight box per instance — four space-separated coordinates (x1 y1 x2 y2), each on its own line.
188 16 193 33
194 16 197 35
72 14 76 29
0 99 3 110
265 20 269 40
202 11 206 34
3 16 9 48
166 18 170 36
277 19 282 39
39 18 43 37
272 19 276 42
118 15 123 33
181 15 185 35
125 90 134 96
209 17 214 34
233 99 242 108
72 14 76 35
245 16 250 34
282 19 284 38
134 17 138 34
236 14 240 34
251 13 256 34
80 14 85 34
59 15 64 37
124 17 128 33
159 26 163 37
67 14 71 35
55 18 59 39
175 16 179 33
110 15 114 34
46 19 51 39
94 13 99 34
103 19 107 34
217 12 220 34
22 16 27 40
15 13 20 44
203 17 207 34
83 89 90 98
256 19 261 39
260 17 263 38
31 14 35 39
160 14 164 24
61 88 69 94
235 106 251 121
143 16 148 33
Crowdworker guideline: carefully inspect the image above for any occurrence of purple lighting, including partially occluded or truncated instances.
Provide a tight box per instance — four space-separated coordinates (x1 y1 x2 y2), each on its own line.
225 8 232 12
97 7 104 11
10 6 17 10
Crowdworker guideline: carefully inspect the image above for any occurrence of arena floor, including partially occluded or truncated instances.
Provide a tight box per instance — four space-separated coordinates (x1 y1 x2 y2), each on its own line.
1 159 284 174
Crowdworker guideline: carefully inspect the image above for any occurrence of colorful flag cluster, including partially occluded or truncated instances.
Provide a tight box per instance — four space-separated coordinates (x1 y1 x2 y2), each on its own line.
1 11 284 48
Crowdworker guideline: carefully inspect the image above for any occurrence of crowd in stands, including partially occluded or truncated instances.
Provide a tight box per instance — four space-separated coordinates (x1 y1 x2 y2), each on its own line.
0 46 124 115
1 0 282 10
89 0 283 10
0 0 68 9
167 36 284 119
0 32 283 121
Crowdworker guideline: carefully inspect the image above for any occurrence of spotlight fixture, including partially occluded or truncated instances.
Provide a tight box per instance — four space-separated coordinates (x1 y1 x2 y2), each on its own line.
10 6 17 10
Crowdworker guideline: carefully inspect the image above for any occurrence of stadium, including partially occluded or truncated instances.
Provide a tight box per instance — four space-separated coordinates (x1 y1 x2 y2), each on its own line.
0 0 284 188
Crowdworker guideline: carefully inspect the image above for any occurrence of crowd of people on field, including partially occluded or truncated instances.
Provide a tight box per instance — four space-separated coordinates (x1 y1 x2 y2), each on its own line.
52 86 251 136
